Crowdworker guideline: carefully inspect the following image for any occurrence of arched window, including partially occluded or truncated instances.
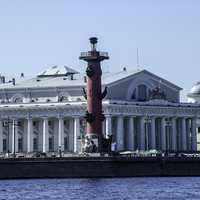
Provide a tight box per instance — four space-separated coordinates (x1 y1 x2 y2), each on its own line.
137 84 147 101
131 88 136 100
12 94 23 103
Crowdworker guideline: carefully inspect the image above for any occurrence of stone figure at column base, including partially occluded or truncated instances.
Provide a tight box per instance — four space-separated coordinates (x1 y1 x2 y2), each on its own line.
83 134 112 153
83 134 98 153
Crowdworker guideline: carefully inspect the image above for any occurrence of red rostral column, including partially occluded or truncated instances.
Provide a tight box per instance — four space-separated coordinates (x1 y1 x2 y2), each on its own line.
79 37 109 151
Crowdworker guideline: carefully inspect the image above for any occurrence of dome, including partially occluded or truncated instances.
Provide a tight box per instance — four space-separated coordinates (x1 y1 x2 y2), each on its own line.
189 82 200 95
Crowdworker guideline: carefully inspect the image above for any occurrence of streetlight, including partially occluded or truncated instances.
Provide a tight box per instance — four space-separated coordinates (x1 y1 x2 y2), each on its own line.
144 115 152 151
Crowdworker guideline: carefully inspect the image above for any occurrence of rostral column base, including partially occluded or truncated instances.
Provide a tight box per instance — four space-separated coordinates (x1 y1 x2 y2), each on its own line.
83 133 102 153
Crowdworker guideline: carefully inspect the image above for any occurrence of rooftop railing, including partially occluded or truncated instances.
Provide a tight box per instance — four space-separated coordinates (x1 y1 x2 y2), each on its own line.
80 51 108 57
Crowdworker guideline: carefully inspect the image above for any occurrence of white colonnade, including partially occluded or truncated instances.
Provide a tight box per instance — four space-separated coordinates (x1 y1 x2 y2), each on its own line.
0 116 83 154
0 114 198 154
104 115 197 152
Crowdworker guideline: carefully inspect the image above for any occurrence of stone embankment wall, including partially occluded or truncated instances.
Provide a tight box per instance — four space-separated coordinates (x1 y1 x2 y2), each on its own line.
0 157 200 179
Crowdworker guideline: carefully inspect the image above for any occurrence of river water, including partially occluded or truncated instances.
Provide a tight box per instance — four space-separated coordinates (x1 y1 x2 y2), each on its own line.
0 177 200 200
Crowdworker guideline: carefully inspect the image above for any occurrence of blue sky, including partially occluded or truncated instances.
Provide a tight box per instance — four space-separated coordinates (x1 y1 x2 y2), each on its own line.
0 1 199 101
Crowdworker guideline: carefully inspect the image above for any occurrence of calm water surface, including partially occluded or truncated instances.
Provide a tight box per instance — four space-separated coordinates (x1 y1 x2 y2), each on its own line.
0 177 200 200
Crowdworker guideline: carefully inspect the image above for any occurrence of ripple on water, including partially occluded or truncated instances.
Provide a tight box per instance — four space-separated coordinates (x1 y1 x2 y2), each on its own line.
0 177 200 200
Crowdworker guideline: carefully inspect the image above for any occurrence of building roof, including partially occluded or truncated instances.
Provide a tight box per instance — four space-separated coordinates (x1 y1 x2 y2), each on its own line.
0 67 182 91
102 69 141 84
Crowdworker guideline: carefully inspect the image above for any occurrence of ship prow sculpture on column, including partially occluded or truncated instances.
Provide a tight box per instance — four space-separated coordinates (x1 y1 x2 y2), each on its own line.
80 37 111 153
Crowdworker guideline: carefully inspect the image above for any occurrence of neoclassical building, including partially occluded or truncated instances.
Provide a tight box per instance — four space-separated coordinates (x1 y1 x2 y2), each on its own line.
0 65 199 155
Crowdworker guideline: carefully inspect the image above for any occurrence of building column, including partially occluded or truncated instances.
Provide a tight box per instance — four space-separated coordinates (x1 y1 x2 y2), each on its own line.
140 116 145 150
27 118 33 153
191 117 197 151
15 120 19 153
102 120 106 138
11 119 18 154
151 117 156 149
186 118 190 151
105 115 112 139
69 119 74 152
126 117 134 150
181 118 187 151
116 116 124 151
8 122 12 152
53 119 58 152
74 117 80 153
161 117 166 151
171 118 177 151
0 120 3 153
58 117 64 152
42 118 49 153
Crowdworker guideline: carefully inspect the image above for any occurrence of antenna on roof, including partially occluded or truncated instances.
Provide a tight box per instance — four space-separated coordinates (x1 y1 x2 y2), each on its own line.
136 48 140 69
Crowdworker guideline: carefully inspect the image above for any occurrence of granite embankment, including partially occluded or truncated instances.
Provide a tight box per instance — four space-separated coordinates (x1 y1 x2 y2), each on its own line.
0 156 199 179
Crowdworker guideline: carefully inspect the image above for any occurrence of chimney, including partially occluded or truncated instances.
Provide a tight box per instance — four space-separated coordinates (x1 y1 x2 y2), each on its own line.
20 73 24 78
2 76 5 83
0 76 5 84
12 78 16 85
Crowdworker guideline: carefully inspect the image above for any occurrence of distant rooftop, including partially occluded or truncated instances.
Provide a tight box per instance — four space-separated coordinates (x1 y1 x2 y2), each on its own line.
0 66 142 89
37 65 79 77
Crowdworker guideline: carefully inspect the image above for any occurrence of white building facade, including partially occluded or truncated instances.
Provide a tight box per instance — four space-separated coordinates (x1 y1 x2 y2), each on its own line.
0 65 199 155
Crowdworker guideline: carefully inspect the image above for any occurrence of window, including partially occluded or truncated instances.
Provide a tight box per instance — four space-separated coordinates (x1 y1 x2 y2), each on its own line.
48 121 52 126
3 139 6 152
49 137 54 151
138 84 147 101
33 121 37 126
17 121 22 127
64 137 68 151
33 138 38 151
18 138 23 152
131 88 136 100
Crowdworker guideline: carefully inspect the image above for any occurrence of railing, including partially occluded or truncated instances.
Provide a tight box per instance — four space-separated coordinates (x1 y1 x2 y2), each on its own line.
99 52 109 57
80 51 108 57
